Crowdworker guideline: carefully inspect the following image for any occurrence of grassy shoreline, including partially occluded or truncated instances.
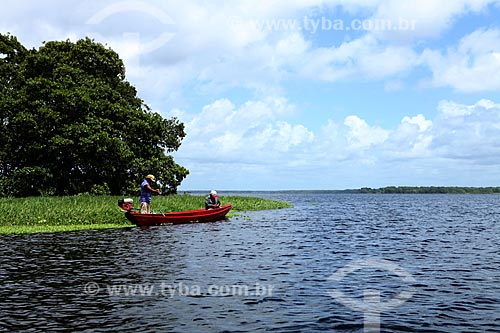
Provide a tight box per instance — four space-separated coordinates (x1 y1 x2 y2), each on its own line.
0 194 292 235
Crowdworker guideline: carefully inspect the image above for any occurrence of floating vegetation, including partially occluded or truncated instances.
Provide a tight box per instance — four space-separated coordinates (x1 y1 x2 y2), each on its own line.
0 194 292 234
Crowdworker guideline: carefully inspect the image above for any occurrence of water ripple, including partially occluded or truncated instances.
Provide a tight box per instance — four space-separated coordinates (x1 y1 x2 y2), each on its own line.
1 193 499 332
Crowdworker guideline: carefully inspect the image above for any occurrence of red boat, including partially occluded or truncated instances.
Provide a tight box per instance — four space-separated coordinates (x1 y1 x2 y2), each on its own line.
118 199 232 226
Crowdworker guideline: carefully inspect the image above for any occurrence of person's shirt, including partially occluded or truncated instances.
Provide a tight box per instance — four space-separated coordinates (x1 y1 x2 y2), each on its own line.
205 195 220 209
140 180 152 203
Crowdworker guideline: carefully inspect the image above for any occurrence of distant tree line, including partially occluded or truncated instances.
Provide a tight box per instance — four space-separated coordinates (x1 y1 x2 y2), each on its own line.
0 33 189 197
357 186 500 194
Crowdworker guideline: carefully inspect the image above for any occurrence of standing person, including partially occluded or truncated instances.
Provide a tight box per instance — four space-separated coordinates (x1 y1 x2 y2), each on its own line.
140 174 161 214
205 190 221 210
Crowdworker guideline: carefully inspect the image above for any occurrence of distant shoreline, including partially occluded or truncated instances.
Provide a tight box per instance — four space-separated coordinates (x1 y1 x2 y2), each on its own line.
185 187 500 194
349 186 500 194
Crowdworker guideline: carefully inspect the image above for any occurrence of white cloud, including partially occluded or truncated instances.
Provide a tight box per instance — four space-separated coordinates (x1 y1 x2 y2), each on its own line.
387 114 433 158
431 99 500 161
175 97 500 189
438 100 475 117
3 0 500 189
384 100 500 162
370 0 495 41
174 96 313 164
168 96 500 189
423 28 500 92
344 115 389 149
3 0 498 102
299 35 420 81
402 114 432 132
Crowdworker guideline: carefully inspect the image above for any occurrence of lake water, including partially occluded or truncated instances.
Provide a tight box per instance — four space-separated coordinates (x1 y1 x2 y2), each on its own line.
1 192 499 332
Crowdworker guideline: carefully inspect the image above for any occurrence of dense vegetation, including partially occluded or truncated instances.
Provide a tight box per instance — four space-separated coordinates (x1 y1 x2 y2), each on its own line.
357 186 500 194
0 194 292 234
0 33 188 197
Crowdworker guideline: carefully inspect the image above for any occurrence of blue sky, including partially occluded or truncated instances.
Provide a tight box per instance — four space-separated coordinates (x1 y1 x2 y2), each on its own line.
2 0 500 190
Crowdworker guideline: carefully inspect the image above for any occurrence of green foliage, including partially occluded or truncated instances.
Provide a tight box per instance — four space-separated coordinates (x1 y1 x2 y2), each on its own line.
0 166 55 197
0 224 127 235
149 194 292 213
0 34 189 197
0 194 125 227
0 194 292 233
223 195 292 211
90 183 110 195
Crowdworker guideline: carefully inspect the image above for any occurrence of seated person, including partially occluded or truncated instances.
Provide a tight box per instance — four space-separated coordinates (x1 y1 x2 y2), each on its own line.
205 190 221 210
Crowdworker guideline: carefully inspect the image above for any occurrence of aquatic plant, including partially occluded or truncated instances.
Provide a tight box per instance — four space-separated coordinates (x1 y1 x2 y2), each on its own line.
0 194 292 234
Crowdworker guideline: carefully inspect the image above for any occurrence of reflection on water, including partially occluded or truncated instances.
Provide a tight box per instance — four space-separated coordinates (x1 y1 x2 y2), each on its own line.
1 193 499 332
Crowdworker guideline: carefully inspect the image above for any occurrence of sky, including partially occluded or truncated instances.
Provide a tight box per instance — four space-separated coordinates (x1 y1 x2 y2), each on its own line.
2 0 500 190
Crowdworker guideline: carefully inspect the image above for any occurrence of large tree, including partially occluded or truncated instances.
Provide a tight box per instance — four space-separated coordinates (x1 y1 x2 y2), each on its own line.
0 34 188 196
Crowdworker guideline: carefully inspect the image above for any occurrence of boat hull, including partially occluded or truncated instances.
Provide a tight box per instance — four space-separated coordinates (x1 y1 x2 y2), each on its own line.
125 204 232 226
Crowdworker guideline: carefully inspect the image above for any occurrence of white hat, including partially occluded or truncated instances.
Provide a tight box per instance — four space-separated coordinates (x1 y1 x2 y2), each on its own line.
210 190 218 196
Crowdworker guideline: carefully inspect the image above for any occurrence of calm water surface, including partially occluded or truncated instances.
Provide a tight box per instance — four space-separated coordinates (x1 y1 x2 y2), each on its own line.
1 193 499 332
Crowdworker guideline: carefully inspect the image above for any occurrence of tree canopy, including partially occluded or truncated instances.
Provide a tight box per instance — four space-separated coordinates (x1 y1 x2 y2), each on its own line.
0 33 188 197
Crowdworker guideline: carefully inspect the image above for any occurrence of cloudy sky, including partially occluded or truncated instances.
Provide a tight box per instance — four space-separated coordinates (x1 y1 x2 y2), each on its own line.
2 0 500 190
